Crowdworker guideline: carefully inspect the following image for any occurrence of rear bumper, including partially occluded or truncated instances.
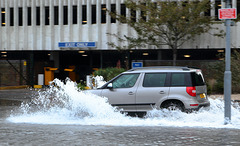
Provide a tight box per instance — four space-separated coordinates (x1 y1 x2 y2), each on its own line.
185 102 210 112
198 102 210 108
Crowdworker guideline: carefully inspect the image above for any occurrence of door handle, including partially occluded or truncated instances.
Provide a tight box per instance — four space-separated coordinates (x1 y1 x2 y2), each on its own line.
128 91 134 95
159 91 165 94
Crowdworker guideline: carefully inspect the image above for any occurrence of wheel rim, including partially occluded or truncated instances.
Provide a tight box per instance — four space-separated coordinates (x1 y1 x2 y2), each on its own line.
166 102 183 111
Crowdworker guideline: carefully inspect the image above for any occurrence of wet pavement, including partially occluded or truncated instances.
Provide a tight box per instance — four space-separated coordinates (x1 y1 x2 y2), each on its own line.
0 89 35 106
0 120 240 146
0 88 35 101
1 88 240 145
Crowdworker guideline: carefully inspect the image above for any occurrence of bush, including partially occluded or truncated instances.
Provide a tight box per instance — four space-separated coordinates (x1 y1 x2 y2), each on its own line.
93 67 126 81
206 50 240 94
77 81 86 90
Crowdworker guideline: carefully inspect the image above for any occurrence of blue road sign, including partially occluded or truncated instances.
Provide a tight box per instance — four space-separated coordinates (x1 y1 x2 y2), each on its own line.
58 42 96 48
132 62 143 68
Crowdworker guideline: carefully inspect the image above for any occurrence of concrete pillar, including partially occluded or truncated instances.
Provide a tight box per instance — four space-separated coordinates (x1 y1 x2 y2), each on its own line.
50 0 54 50
106 0 111 49
232 0 236 8
14 0 18 50
210 0 215 17
40 0 45 50
68 0 73 42
50 52 60 71
158 50 162 60
97 0 101 48
59 0 63 42
116 0 121 48
28 52 34 86
87 0 92 41
31 0 36 50
23 0 27 50
126 1 130 48
77 0 82 41
87 0 91 25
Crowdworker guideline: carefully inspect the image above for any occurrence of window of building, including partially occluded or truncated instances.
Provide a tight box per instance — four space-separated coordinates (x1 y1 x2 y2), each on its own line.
63 6 68 25
215 0 221 20
131 9 136 22
45 7 50 25
141 10 146 21
54 6 59 25
140 3 146 21
111 4 116 23
73 5 77 24
10 8 14 26
36 7 40 25
18 8 23 26
121 4 126 17
121 4 126 23
92 5 96 24
82 5 87 24
101 4 106 23
1 8 5 26
28 7 31 26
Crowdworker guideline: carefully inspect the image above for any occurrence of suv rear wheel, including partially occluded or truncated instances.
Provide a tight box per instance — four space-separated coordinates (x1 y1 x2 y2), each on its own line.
161 101 184 112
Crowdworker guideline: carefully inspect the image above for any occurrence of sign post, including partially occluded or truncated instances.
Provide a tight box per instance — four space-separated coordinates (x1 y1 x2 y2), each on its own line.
219 3 237 124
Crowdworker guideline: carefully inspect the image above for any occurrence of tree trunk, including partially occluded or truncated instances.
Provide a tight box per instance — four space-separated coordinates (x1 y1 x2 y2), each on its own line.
172 48 177 66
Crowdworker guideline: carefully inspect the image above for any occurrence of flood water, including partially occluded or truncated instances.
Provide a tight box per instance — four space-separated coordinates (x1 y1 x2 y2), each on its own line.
1 79 240 145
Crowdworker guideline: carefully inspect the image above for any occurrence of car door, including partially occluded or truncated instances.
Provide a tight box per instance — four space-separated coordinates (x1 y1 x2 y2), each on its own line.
101 73 141 112
136 73 170 111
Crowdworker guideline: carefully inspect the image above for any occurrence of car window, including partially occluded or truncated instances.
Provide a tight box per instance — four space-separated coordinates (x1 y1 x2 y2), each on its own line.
112 73 140 88
171 73 192 86
143 73 167 87
191 72 205 86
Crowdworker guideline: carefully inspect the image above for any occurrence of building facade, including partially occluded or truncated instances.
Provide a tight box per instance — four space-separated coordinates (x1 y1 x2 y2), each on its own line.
0 0 239 86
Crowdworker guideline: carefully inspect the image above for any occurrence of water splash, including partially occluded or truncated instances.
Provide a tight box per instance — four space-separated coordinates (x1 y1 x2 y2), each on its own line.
93 75 106 89
7 79 240 129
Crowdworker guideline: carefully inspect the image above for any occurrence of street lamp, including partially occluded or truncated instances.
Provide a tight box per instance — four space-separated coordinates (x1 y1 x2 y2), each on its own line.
224 0 232 124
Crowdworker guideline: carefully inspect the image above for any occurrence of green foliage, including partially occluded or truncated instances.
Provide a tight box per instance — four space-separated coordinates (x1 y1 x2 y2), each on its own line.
231 50 240 93
93 67 126 81
77 81 86 90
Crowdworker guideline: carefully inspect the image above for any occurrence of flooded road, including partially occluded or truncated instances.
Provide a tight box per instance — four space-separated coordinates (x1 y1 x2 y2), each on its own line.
1 79 240 145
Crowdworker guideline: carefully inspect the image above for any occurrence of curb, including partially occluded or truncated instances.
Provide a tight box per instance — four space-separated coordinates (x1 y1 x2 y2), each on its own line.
0 85 30 90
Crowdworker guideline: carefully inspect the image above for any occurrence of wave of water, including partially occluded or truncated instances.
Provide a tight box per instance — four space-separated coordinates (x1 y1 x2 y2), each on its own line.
7 79 240 129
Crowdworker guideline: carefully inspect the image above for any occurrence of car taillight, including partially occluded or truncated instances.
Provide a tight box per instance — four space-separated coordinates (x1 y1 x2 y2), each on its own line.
186 86 196 97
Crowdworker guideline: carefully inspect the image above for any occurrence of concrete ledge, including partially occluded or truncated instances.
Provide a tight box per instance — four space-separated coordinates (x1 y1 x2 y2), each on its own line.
0 85 29 90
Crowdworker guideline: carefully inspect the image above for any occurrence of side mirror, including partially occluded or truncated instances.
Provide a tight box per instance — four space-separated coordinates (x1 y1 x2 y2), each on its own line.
107 83 113 89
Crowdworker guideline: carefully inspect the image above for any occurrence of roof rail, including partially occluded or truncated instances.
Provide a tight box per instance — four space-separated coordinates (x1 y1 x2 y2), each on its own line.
128 66 192 71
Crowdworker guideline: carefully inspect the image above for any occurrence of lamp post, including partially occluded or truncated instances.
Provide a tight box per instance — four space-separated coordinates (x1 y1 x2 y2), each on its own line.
224 0 232 124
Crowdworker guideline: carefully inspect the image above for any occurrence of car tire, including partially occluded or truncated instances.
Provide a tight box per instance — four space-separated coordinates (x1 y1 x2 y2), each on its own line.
162 101 184 112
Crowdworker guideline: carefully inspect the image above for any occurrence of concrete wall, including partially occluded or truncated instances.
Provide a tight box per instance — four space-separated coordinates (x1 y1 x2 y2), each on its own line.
0 0 239 51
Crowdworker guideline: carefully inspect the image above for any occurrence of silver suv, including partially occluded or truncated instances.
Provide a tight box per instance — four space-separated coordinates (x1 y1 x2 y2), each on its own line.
88 66 210 113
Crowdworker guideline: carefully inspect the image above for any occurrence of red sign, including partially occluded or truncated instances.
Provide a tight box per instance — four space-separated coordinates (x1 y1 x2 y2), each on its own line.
219 8 237 19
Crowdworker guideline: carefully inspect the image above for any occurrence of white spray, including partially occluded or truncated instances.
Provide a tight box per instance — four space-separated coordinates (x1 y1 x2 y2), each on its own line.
7 79 240 129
